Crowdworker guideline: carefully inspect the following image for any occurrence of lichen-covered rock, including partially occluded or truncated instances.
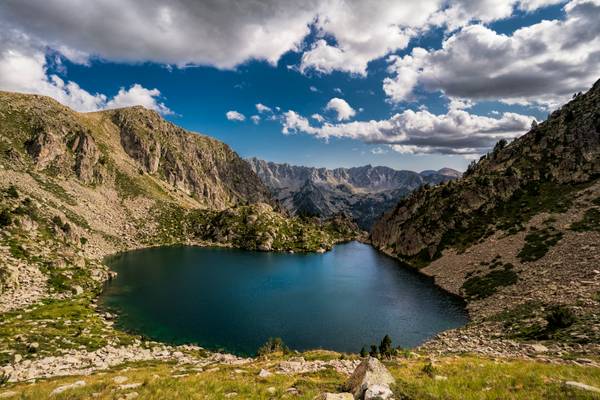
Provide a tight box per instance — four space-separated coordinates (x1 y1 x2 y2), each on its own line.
344 357 395 399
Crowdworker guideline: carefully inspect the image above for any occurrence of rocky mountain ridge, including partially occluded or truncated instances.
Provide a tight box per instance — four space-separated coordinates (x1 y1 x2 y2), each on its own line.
248 158 460 230
371 78 600 355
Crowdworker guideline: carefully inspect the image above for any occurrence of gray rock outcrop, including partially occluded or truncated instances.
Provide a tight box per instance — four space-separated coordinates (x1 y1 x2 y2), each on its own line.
344 357 395 400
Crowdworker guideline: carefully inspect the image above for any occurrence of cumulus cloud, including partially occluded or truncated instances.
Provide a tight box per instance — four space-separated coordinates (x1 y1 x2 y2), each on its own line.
430 0 565 29
226 110 246 121
0 0 319 68
325 98 356 121
385 0 600 108
255 103 272 113
281 108 534 155
250 115 261 124
0 0 580 84
105 84 172 114
311 113 325 122
300 1 441 75
0 32 170 113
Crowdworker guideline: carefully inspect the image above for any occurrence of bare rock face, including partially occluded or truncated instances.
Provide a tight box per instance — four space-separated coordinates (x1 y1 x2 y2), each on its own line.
71 132 100 183
109 107 272 208
26 129 65 169
344 357 395 400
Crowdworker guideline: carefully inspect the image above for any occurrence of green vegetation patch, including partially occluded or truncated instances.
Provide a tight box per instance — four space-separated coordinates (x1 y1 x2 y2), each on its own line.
114 170 146 199
491 302 598 344
518 226 563 262
0 298 136 366
30 173 77 206
431 180 584 266
570 208 600 232
389 355 600 400
461 267 518 299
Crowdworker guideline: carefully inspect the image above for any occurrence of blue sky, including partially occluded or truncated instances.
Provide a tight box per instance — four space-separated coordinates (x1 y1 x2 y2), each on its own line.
1 0 598 172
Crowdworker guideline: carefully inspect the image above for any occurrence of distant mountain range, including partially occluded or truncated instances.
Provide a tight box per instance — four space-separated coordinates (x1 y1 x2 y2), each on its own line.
248 158 461 230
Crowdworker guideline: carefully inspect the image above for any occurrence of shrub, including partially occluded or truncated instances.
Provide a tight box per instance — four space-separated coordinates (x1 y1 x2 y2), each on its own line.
570 208 600 232
0 209 12 228
546 306 576 330
52 215 64 226
462 268 518 299
421 362 435 377
257 337 289 356
5 185 18 198
0 371 9 386
518 227 563 262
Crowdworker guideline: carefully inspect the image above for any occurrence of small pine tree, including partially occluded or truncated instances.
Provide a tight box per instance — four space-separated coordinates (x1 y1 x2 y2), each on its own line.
360 346 368 358
379 335 393 359
369 345 378 358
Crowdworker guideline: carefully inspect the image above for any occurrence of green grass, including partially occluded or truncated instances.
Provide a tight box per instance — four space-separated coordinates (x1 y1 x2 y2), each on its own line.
389 356 600 400
1 355 599 399
0 298 136 366
518 226 563 262
114 170 146 199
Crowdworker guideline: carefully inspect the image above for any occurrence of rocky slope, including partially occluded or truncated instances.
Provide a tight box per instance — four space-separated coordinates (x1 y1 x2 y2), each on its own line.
248 158 460 230
372 79 600 356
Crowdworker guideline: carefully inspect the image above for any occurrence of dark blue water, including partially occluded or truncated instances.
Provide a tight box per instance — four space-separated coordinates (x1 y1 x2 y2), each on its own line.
101 241 467 355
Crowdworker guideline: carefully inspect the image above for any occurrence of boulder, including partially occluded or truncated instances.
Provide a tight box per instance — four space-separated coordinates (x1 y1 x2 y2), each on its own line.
50 380 86 395
258 369 272 378
344 357 395 399
364 384 394 400
316 394 354 400
565 381 600 394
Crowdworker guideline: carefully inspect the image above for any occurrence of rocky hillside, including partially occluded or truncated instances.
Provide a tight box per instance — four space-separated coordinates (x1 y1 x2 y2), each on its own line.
371 79 600 356
0 91 358 309
248 158 460 230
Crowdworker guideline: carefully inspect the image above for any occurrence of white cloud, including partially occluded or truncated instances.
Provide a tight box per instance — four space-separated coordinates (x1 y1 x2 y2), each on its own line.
0 0 440 74
384 0 600 108
255 103 272 113
311 113 325 122
0 0 318 69
0 34 169 113
333 87 343 94
226 110 246 121
325 98 356 121
371 147 388 155
300 1 442 75
429 0 565 30
250 115 261 124
105 84 172 114
282 107 534 155
309 85 319 92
